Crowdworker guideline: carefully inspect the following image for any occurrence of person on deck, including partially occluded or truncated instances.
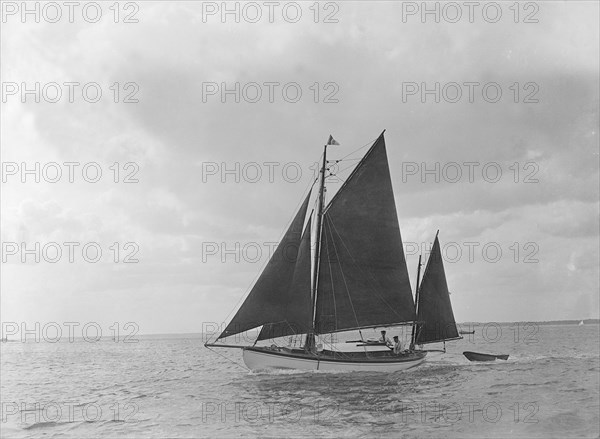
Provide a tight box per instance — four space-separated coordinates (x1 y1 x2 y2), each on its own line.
380 330 392 347
393 336 404 355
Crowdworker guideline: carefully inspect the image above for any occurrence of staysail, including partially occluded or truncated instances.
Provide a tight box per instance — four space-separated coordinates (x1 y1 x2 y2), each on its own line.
257 213 313 340
414 233 460 344
217 191 312 340
314 132 415 334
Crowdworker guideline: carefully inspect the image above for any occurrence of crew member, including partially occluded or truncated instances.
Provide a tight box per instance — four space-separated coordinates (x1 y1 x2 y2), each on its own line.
380 330 392 347
393 335 403 354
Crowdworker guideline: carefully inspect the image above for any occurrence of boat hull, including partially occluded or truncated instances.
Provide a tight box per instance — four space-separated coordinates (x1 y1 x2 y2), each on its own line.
242 347 427 372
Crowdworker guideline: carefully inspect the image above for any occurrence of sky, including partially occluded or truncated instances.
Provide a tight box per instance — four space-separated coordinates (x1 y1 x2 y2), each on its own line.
1 1 599 335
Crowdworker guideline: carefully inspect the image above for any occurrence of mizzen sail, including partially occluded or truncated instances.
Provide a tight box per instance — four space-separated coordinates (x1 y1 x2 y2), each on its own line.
414 233 460 345
218 191 311 340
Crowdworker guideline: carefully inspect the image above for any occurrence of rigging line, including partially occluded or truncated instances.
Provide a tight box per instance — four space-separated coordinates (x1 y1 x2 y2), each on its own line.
218 178 316 339
323 162 351 187
329 158 361 165
324 146 375 187
324 172 344 186
324 215 367 351
326 214 409 321
337 136 379 162
326 174 347 188
204 345 247 370
331 160 364 179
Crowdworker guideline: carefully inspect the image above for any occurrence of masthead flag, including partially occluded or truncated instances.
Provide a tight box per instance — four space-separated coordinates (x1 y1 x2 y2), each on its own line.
327 135 340 146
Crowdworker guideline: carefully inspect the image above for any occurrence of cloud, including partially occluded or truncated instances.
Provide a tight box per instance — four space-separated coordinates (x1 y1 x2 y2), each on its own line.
2 2 598 332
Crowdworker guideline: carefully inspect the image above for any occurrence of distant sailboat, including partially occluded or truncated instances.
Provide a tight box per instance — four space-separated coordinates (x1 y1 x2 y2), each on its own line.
206 131 461 371
579 320 584 326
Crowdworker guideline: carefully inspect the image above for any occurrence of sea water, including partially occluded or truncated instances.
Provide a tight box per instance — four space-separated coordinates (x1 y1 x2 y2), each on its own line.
1 324 599 438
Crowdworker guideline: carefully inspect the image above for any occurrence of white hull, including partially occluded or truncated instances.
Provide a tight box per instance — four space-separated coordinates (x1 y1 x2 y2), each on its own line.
242 348 426 372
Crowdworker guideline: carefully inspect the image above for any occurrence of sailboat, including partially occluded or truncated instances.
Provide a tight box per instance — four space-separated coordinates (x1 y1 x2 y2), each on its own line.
205 131 461 372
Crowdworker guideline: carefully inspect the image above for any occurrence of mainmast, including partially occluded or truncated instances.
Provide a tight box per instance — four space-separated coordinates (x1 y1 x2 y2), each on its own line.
306 143 328 351
410 254 422 350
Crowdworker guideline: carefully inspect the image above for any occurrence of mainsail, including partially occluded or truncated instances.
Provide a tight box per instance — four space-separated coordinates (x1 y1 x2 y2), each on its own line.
217 191 312 340
314 133 415 334
414 233 460 344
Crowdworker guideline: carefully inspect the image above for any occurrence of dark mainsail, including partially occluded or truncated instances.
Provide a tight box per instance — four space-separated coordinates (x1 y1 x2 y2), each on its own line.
314 133 415 334
414 233 460 344
217 191 311 340
257 214 313 340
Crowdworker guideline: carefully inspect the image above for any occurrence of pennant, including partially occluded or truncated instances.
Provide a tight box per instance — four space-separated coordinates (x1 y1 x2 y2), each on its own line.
327 135 340 146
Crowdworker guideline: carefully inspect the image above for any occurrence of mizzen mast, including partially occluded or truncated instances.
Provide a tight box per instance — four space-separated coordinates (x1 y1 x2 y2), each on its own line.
410 254 423 350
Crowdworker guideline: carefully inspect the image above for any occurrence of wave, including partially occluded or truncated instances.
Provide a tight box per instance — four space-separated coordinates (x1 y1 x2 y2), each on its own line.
23 421 59 430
